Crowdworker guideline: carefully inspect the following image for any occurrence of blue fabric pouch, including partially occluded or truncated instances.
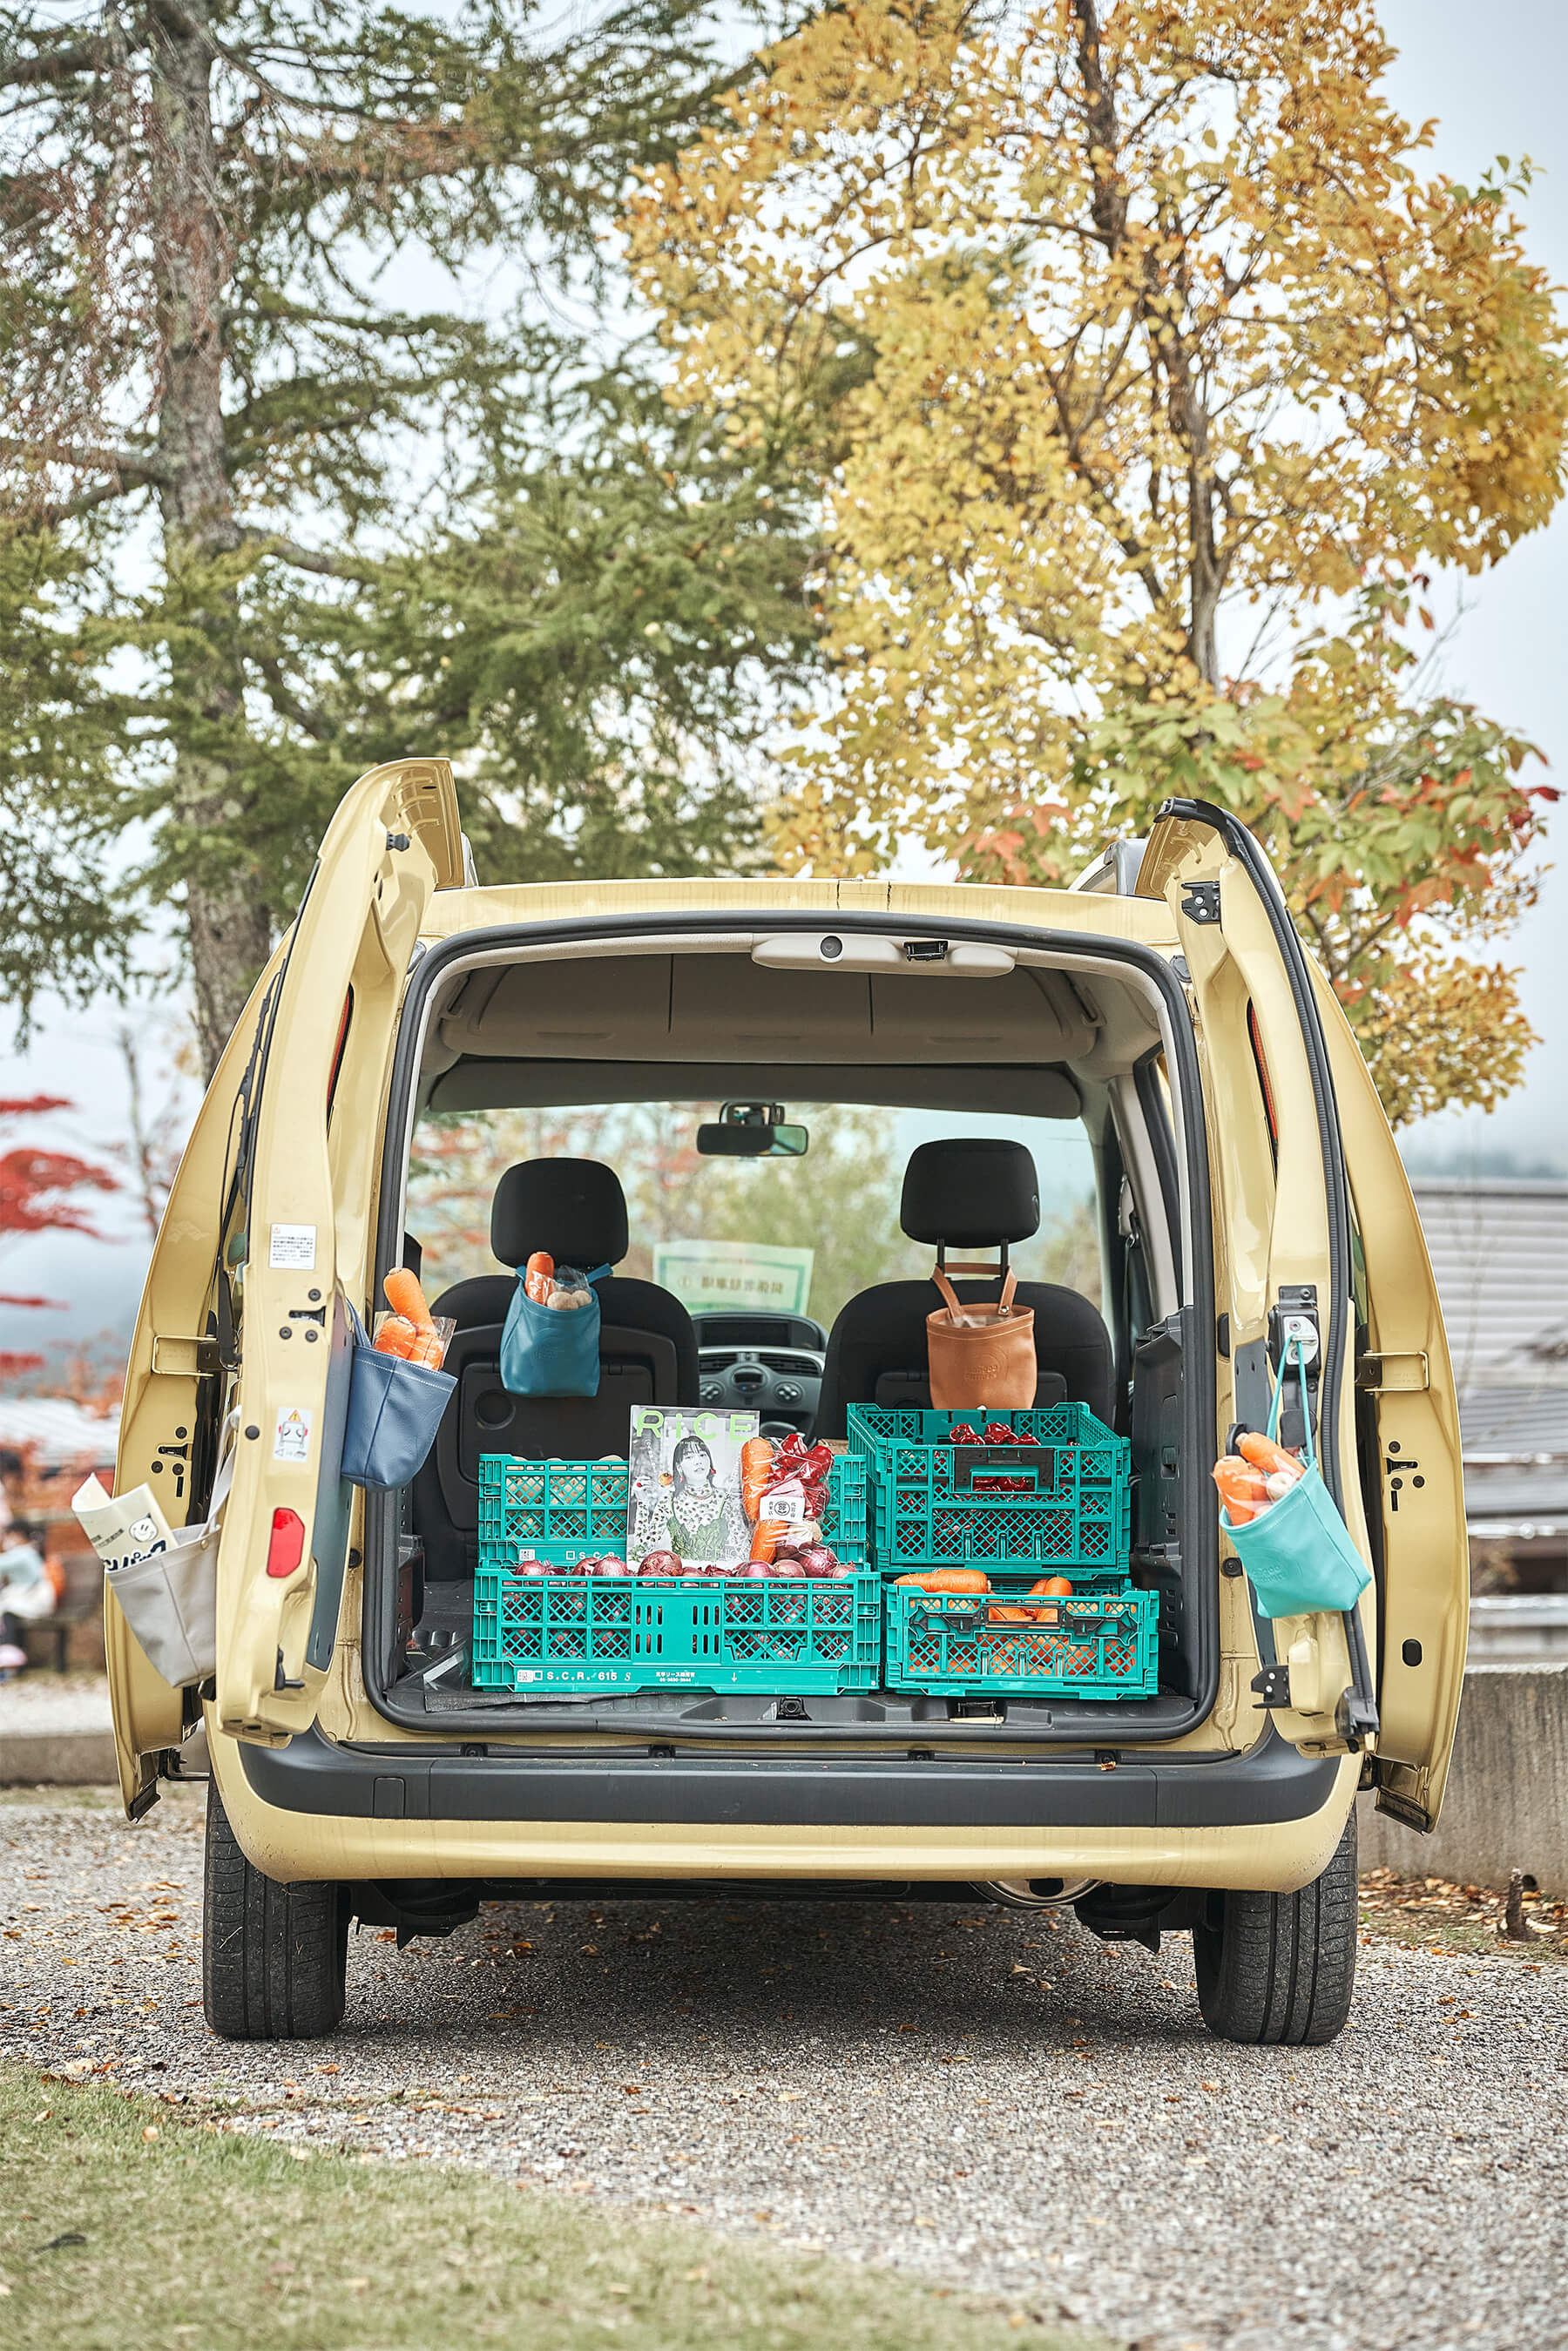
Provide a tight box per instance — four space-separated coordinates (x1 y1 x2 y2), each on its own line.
1220 1337 1372 1619
499 1265 610 1398
341 1306 456 1490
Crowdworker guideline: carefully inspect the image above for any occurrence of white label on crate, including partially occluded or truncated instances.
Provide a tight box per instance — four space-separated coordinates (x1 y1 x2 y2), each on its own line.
268 1222 317 1270
273 1406 313 1463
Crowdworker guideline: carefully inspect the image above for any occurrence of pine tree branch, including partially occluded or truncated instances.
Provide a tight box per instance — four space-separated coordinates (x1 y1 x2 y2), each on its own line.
0 38 111 90
235 524 375 579
253 653 331 741
0 436 169 483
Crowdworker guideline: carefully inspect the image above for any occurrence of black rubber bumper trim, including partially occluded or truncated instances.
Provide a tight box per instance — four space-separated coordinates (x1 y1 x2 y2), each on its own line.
240 1725 1337 1830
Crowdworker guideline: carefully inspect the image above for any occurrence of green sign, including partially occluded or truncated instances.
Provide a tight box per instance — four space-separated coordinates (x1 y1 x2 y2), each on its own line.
652 1239 814 1315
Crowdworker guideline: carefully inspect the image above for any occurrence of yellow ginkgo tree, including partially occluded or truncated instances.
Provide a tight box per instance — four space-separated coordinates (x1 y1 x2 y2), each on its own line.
628 0 1568 1122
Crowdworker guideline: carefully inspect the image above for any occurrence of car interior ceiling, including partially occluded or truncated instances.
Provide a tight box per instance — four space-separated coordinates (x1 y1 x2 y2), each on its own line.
370 941 1205 1739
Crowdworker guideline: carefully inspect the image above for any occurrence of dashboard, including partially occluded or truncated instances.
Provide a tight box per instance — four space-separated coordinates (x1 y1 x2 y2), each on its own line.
691 1311 829 1437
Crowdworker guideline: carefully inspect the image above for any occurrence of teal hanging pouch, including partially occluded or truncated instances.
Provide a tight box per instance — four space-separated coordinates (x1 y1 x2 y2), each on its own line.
1220 1337 1372 1620
499 1264 610 1398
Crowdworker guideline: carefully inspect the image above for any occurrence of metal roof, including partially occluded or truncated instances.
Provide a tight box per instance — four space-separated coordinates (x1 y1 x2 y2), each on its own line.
0 1398 119 1470
1409 1179 1568 1396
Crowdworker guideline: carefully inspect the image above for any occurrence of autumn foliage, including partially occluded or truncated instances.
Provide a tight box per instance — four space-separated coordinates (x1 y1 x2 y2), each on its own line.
0 1095 118 1381
629 0 1568 1123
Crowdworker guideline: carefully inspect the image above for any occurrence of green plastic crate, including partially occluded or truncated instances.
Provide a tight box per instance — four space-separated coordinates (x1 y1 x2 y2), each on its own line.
471 1568 881 1693
476 1455 630 1551
846 1404 1131 1572
472 1450 874 1694
818 1453 867 1562
476 1451 867 1574
884 1572 1158 1699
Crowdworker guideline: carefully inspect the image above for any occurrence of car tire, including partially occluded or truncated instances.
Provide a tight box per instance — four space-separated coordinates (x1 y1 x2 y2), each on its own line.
202 1781 348 2040
1193 1810 1357 2045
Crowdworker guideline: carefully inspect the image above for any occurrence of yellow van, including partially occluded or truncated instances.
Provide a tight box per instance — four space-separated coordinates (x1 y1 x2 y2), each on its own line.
106 760 1466 2046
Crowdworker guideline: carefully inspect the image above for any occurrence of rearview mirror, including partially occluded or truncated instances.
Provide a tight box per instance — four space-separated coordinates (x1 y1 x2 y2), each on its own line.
696 1101 809 1159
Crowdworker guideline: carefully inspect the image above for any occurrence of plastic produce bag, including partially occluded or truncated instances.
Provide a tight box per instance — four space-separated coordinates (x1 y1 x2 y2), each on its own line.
1217 1337 1371 1619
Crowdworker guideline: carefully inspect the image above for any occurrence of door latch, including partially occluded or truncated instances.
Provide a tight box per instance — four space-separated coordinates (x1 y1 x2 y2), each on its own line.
1251 1661 1291 1711
1180 881 1221 924
1267 1285 1319 1449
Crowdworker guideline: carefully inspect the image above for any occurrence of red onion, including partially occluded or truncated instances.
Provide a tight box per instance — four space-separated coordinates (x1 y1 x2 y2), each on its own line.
638 1550 682 1578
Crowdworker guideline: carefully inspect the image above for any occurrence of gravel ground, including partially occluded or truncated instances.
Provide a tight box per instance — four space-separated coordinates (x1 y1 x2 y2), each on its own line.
3 1785 1565 2351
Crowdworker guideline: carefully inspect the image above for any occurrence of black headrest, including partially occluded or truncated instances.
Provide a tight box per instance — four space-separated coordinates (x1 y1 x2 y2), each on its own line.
900 1138 1040 1248
490 1159 629 1270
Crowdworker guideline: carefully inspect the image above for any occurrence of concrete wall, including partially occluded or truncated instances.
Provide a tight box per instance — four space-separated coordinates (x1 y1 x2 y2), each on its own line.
1358 1662 1568 1896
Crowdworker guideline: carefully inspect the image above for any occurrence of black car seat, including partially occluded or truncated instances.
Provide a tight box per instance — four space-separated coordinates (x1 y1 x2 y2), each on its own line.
814 1138 1115 1436
412 1158 698 1581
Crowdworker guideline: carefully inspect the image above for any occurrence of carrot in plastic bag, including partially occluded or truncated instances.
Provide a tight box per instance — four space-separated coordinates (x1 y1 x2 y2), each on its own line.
524 1250 554 1305
407 1328 447 1369
1213 1456 1268 1523
749 1517 787 1564
1235 1429 1303 1483
740 1436 776 1519
375 1314 419 1359
384 1267 434 1328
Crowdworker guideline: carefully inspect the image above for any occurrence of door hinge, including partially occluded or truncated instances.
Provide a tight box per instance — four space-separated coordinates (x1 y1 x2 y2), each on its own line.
1355 1352 1429 1394
151 1334 220 1379
1181 880 1221 924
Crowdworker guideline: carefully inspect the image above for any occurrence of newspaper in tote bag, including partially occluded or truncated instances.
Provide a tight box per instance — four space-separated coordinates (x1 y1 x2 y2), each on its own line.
72 1414 240 1687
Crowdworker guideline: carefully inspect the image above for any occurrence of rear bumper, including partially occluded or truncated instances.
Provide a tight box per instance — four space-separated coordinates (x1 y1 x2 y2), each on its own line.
214 1725 1360 1895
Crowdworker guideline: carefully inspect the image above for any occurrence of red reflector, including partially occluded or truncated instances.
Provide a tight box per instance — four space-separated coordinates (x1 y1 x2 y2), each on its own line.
266 1507 306 1578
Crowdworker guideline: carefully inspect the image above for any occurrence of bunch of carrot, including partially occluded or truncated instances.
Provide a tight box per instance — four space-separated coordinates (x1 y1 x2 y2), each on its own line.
373 1268 449 1368
1212 1429 1304 1523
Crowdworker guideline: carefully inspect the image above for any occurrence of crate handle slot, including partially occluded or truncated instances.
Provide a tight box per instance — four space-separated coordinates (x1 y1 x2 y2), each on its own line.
950 1444 1056 1493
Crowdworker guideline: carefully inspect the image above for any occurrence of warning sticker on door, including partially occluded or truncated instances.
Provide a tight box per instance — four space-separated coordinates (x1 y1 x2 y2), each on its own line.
273 1407 313 1463
268 1223 317 1271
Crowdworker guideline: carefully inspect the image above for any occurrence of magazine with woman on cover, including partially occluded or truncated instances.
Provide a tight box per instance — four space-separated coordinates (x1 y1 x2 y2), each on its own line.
626 1407 756 1564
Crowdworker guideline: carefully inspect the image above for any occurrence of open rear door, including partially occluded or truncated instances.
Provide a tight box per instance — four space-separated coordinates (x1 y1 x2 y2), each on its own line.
212 759 461 1741
108 942 287 1814
108 760 462 1801
1312 964 1467 1828
1139 799 1378 1755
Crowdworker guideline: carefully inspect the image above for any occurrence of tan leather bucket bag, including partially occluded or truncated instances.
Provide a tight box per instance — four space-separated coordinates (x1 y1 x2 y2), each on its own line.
925 1262 1037 1410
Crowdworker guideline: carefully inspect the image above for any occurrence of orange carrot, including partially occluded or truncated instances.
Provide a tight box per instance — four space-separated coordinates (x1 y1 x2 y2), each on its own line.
375 1314 418 1359
1213 1457 1267 1523
749 1517 787 1564
740 1436 776 1520
893 1567 990 1593
1235 1429 1301 1480
384 1267 434 1328
524 1250 554 1304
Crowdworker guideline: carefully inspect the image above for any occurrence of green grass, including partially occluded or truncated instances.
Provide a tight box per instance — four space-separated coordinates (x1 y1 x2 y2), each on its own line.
0 2064 1094 2351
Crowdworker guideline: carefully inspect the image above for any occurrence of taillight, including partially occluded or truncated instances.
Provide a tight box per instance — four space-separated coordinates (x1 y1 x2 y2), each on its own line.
266 1508 306 1578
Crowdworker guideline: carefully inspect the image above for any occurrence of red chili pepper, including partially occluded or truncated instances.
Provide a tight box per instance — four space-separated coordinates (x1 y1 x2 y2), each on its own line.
949 1423 983 1447
982 1422 1017 1445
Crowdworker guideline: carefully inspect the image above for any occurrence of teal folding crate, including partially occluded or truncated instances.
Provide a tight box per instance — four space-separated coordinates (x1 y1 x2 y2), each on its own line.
476 1451 867 1569
846 1403 1131 1573
884 1571 1158 1699
471 1568 881 1693
476 1455 630 1551
818 1452 867 1564
473 1450 875 1693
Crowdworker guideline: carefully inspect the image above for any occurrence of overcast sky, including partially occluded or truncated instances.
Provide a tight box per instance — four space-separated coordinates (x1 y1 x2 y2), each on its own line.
3 0 1566 1355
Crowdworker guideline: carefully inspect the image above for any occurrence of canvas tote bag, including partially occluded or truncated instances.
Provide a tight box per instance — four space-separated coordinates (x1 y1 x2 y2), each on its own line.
925 1262 1037 1410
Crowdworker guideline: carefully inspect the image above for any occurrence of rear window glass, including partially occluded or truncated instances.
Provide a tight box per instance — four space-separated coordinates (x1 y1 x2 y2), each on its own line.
407 1100 1099 1334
